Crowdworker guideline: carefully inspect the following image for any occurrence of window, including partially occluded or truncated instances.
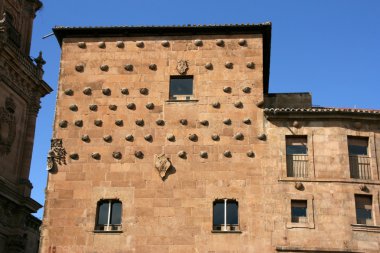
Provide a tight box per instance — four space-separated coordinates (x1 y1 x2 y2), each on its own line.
286 136 308 177
169 76 193 100
355 195 373 225
348 136 371 179
213 199 239 232
291 200 308 223
95 200 122 232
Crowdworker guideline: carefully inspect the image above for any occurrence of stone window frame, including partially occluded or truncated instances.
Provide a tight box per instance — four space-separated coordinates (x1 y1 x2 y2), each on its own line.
211 198 242 234
351 189 380 232
167 75 196 102
281 133 315 179
286 193 315 229
93 199 123 233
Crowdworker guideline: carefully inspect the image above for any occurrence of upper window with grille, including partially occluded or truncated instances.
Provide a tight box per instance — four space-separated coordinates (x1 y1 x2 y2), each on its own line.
213 199 239 232
348 136 371 180
286 136 308 178
95 199 122 232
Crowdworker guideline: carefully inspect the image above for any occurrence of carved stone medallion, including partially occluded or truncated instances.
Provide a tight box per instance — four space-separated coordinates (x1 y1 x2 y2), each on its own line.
47 139 67 171
0 97 16 156
176 60 189 75
154 153 172 179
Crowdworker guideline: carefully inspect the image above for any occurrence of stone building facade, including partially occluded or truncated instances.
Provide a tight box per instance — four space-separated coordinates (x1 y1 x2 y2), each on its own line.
41 23 380 252
0 0 52 252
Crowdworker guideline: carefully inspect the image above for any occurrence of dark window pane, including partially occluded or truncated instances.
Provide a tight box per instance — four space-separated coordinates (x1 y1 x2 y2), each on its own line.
169 77 193 97
111 202 122 224
97 202 109 225
349 145 368 156
227 201 238 225
355 195 372 224
291 200 307 223
286 145 307 155
213 201 225 226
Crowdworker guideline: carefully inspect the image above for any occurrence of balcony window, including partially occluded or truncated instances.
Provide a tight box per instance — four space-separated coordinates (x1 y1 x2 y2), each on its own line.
95 199 122 232
348 136 371 180
355 195 373 225
213 199 239 232
286 136 308 177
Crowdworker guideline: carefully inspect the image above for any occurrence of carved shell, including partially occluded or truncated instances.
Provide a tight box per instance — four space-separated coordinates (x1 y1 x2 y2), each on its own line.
200 151 208 158
98 41 106 48
136 41 144 48
256 100 264 107
89 104 97 111
211 134 220 141
223 150 232 157
121 88 129 95
188 134 198 141
246 62 255 69
94 119 102 127
69 104 78 111
115 120 123 126
100 64 109 71
167 134 175 142
112 152 122 159
246 151 255 158
257 133 266 141
102 88 111 95
238 39 246 46
295 182 304 190
64 89 73 96
149 64 157 70
293 121 301 128
140 88 149 95
225 62 233 69
180 119 188 125
216 39 224 46
81 135 90 142
194 39 203 46
127 103 136 110
223 86 232 93
211 102 220 108
75 64 84 72
234 101 243 108
146 103 154 110
109 104 117 111
83 87 92 95
178 150 186 158
135 119 144 126
59 120 68 128
354 122 362 129
223 118 232 125
242 86 251 93
103 135 112 142
200 120 209 126
243 118 251 124
77 42 86 48
144 134 153 141
74 120 83 127
116 41 124 48
234 132 244 140
135 151 144 158
124 64 133 71
91 152 101 160
205 62 213 70
156 119 165 126
125 134 134 142
161 40 170 47
69 153 79 160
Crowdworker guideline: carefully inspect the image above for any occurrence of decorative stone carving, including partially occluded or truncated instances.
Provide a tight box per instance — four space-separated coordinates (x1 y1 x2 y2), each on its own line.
256 100 264 108
205 62 213 70
243 118 251 124
109 104 117 111
75 63 84 72
140 88 149 95
238 39 246 46
223 86 232 93
64 89 73 96
59 120 68 128
81 135 90 142
146 103 154 110
89 104 97 111
115 120 123 126
223 118 232 125
293 121 301 128
189 134 198 141
246 151 255 158
225 62 233 69
116 41 124 48
0 98 16 155
258 133 267 141
178 150 187 159
98 41 106 48
94 119 103 127
154 153 172 179
176 60 189 75
246 62 255 69
103 135 112 143
47 139 67 171
295 182 304 191
144 134 153 141
234 101 243 108
149 63 157 71
78 42 86 48
113 152 122 160
74 120 83 127
121 88 129 95
135 151 144 159
91 152 101 160
156 119 165 126
135 119 144 126
127 103 136 110
242 86 251 93
194 39 203 46
124 64 133 71
125 134 134 142
83 87 92 95
234 132 244 140
359 184 369 192
212 101 220 108
216 39 224 46
211 134 220 141
167 134 175 142
100 64 109 71
69 153 79 160
161 40 170 47
102 88 111 95
200 120 209 126
180 119 188 125
224 150 232 157
200 151 208 158
136 41 144 48
69 104 78 111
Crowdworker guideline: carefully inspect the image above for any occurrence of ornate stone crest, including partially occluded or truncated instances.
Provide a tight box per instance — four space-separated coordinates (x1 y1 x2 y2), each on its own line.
47 139 67 171
0 97 16 156
176 60 189 75
154 153 172 179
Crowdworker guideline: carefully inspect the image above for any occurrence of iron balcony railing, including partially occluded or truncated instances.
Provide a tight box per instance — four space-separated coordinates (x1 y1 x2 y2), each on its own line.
350 155 371 180
287 154 308 178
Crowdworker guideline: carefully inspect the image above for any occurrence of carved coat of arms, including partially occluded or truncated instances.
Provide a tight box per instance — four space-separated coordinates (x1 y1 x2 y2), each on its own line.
154 153 172 179
0 97 16 156
47 139 67 171
176 60 189 75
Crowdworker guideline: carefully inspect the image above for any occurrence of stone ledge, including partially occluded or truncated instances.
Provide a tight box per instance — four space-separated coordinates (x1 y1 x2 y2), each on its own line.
276 246 363 252
351 224 380 233
165 99 199 103
93 230 123 234
279 178 380 185
211 230 242 234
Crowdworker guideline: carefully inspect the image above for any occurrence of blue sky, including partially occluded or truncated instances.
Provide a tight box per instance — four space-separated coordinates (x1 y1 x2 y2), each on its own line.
29 0 380 218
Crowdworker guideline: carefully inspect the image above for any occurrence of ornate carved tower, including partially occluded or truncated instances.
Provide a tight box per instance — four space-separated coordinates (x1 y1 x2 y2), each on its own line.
0 0 52 252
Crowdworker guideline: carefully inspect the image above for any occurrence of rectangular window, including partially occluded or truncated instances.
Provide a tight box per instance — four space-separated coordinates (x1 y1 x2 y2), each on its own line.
286 136 308 177
213 199 239 232
348 136 371 180
291 200 308 223
355 195 373 225
169 76 193 100
95 200 122 232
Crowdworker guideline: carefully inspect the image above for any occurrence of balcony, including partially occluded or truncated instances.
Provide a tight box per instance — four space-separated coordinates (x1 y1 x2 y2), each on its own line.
286 154 308 178
350 155 371 180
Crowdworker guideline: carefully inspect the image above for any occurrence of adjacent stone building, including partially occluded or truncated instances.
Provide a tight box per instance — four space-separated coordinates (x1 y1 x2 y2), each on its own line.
0 0 52 252
41 23 380 252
